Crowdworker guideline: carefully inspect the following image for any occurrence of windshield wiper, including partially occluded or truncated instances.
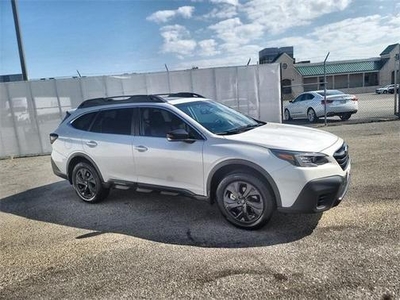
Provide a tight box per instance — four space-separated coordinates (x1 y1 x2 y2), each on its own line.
217 123 263 135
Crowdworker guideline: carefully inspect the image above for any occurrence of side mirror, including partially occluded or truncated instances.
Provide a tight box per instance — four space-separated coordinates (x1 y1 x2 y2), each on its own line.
289 100 294 103
167 129 195 143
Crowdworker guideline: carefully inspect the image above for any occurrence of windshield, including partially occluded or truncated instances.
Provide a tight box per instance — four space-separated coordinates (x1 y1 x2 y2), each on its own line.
175 100 262 135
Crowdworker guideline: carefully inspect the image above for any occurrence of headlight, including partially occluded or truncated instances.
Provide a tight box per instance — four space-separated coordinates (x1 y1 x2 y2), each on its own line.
270 149 329 167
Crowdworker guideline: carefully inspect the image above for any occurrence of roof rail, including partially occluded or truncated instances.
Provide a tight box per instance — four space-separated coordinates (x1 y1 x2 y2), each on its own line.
77 95 165 109
158 92 205 98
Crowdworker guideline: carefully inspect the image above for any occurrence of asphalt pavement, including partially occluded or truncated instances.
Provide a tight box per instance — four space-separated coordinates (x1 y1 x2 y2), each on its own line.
0 120 399 299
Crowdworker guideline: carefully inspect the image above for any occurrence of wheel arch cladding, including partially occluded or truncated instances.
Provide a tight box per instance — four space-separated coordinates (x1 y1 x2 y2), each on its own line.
207 159 281 207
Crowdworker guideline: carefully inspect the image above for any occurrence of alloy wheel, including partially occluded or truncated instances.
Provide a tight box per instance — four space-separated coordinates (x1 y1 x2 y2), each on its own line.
307 109 316 123
75 167 97 200
222 181 264 224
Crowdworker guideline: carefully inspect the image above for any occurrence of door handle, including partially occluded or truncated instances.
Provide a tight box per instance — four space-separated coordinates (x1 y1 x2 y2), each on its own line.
86 141 98 148
134 145 148 152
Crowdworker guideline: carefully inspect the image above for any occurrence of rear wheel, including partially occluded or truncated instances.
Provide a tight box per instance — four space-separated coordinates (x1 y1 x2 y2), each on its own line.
216 172 275 229
307 108 317 123
284 109 292 121
339 113 352 121
72 162 109 203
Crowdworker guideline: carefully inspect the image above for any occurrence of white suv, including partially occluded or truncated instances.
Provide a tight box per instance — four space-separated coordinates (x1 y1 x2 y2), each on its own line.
50 93 351 229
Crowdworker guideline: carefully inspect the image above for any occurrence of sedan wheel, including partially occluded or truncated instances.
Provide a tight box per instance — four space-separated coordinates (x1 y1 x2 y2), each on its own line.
307 108 317 123
339 113 352 121
216 172 275 229
284 109 292 121
72 162 109 203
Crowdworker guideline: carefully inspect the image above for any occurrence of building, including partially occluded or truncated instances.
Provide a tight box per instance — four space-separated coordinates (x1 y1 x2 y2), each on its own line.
259 44 400 99
259 47 294 64
0 74 23 83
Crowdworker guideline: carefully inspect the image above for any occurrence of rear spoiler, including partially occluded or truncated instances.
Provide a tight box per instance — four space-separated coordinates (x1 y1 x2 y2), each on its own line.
61 109 76 123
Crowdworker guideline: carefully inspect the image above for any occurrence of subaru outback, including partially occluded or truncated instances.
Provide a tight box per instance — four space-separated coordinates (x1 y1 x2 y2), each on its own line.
50 93 351 229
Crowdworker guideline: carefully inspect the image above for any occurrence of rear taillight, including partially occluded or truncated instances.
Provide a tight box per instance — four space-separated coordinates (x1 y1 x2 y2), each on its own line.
49 133 58 144
321 100 333 104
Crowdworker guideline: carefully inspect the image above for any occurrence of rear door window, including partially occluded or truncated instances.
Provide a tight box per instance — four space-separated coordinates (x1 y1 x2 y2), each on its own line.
90 108 134 135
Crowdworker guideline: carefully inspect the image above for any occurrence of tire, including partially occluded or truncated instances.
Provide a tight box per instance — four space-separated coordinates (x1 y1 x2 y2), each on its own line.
339 113 352 121
284 109 292 121
216 172 275 229
383 90 387 94
307 108 317 123
72 162 109 203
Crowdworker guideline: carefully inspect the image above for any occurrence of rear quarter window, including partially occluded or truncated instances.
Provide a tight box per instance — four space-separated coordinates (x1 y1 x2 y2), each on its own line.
70 112 97 131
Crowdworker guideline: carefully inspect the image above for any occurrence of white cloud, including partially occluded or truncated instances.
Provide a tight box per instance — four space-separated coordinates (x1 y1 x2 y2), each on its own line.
241 0 352 34
209 17 263 45
177 6 195 18
269 15 400 62
177 44 261 69
150 0 397 70
147 6 195 23
160 25 197 57
203 5 238 19
198 39 220 56
210 0 239 6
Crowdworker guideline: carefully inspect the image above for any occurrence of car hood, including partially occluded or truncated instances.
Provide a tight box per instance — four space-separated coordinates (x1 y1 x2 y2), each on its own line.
222 122 339 152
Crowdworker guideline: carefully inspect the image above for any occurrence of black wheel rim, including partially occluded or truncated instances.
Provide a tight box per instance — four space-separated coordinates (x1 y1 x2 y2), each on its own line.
75 167 97 200
223 181 264 224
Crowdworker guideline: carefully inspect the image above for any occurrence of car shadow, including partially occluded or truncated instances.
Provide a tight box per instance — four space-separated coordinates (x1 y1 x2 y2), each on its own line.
0 181 322 248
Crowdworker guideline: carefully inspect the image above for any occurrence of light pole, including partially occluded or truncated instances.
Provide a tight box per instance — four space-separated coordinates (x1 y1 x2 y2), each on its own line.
323 52 330 126
11 0 28 80
395 45 400 117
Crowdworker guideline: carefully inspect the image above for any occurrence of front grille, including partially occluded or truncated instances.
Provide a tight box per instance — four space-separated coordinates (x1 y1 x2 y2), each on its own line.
333 143 349 170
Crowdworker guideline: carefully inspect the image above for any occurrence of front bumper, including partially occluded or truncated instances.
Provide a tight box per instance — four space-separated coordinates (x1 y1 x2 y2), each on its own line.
278 171 350 213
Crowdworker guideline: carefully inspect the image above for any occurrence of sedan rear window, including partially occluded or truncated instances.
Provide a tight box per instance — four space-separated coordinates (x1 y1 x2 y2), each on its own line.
317 90 344 96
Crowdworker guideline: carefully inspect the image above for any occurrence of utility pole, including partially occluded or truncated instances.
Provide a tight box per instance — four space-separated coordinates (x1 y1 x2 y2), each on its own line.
323 52 330 126
11 0 28 80
395 44 400 118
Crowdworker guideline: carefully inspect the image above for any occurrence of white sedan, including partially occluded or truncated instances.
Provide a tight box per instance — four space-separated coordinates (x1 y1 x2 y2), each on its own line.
376 84 394 94
284 90 358 123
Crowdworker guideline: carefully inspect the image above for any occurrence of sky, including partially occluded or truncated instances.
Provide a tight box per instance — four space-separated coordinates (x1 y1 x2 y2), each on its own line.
1 0 399 79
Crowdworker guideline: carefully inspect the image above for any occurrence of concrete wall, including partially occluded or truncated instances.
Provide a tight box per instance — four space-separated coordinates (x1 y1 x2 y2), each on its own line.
0 64 281 158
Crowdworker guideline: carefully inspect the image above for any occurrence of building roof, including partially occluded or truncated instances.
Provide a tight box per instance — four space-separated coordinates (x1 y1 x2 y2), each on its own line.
272 52 294 63
380 44 399 56
295 59 383 76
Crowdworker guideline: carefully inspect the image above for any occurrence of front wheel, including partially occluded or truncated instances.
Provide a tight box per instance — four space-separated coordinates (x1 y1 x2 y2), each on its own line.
307 108 318 123
216 172 275 229
72 162 109 203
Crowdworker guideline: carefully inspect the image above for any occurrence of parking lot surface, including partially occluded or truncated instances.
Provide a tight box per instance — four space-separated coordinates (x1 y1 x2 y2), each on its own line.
1 120 399 299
